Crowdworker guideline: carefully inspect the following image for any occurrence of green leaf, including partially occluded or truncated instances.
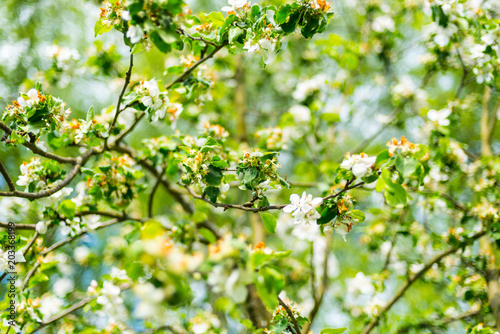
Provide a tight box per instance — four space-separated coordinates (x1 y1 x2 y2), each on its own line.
199 227 217 243
321 328 348 334
29 272 49 288
280 11 300 34
205 186 220 203
350 209 365 222
200 136 221 152
276 4 292 25
200 11 225 28
205 165 223 186
94 19 112 37
384 183 408 207
395 155 419 178
260 213 277 233
318 206 337 224
243 167 259 185
150 30 172 53
375 149 391 168
86 106 94 122
59 200 76 219
254 266 284 309
228 26 244 44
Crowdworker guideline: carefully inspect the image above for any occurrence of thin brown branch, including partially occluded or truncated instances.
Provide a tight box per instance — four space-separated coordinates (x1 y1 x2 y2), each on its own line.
302 233 332 333
360 230 486 334
177 28 218 47
166 43 226 90
27 283 131 333
106 53 134 149
0 160 15 191
398 308 481 333
0 122 78 164
23 231 39 257
113 110 145 145
0 222 36 230
278 296 302 334
0 149 95 199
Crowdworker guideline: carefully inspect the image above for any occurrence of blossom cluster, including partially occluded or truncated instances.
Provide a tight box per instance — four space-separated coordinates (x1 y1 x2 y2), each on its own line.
340 153 377 178
131 79 183 126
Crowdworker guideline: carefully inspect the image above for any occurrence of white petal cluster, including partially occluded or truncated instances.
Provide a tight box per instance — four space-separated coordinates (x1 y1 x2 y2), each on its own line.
340 153 376 178
283 192 323 225
17 158 44 189
427 108 451 126
222 0 248 12
17 88 40 107
136 79 183 127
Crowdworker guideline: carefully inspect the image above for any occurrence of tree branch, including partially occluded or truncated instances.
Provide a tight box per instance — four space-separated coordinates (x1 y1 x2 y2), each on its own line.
361 230 486 334
302 233 332 333
0 160 15 191
106 53 134 149
278 296 302 334
182 178 364 213
0 122 78 164
166 43 226 90
0 149 96 199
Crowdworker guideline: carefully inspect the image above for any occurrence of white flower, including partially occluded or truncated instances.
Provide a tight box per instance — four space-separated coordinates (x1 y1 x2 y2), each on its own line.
36 221 49 234
53 277 74 297
74 246 90 264
39 294 63 321
283 191 323 225
352 163 369 178
18 88 40 107
221 183 230 193
74 119 93 143
243 40 260 53
340 153 376 178
481 34 494 45
167 103 183 128
110 266 129 280
293 75 327 101
427 108 451 126
143 79 161 99
121 10 131 21
371 15 395 32
289 105 311 123
347 272 375 296
83 215 101 230
97 281 122 306
222 0 248 11
126 25 143 44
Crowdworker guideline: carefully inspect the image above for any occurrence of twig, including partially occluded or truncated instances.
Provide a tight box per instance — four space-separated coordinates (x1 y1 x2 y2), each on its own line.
302 233 332 333
106 53 134 149
0 160 15 191
0 122 77 164
177 28 218 46
278 296 302 334
360 230 486 334
113 110 145 145
182 179 364 213
166 43 226 89
398 308 481 333
0 149 96 199
23 231 39 257
0 222 36 230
